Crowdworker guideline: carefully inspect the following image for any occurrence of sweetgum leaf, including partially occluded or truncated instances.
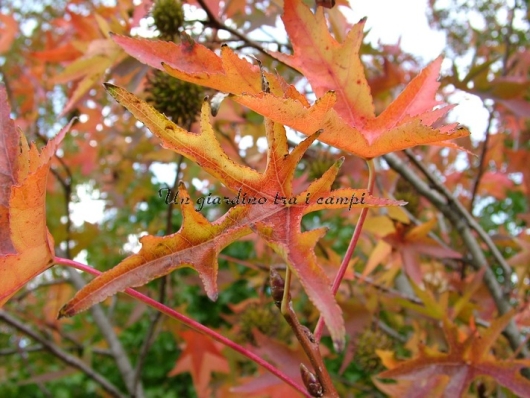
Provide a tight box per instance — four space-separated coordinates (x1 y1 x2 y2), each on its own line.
168 330 230 398
0 85 71 306
237 0 470 158
59 84 405 348
377 311 530 397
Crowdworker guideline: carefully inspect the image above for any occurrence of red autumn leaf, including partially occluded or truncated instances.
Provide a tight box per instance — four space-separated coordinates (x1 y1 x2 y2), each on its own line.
477 171 516 200
364 218 461 284
376 311 530 397
236 0 469 158
59 84 405 348
168 330 230 398
0 85 71 306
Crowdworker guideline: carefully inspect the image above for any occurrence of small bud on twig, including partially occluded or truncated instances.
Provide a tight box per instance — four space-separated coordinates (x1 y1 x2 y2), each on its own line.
270 269 286 308
300 363 324 397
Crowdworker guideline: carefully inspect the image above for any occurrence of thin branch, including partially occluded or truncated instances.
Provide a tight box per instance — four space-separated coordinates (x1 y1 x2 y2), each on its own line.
66 269 145 398
0 310 126 398
501 2 517 76
195 0 271 57
383 152 528 359
469 109 494 211
56 257 310 397
14 278 69 301
376 320 408 344
0 344 44 356
14 335 53 397
352 272 423 305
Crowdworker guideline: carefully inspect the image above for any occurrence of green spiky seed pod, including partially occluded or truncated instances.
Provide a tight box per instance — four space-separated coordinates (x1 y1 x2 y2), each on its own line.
307 157 335 180
238 303 291 344
354 328 393 373
145 70 203 127
394 177 420 217
151 0 185 40
307 155 342 190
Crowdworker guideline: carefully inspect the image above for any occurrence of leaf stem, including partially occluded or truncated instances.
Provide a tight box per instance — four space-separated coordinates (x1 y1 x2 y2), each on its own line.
54 256 310 397
314 158 375 342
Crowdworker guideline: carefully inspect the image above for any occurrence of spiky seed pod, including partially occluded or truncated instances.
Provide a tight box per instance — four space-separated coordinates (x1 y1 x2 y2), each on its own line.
151 0 185 40
238 303 287 344
354 328 393 373
307 157 334 181
394 177 420 216
306 152 342 190
145 70 203 127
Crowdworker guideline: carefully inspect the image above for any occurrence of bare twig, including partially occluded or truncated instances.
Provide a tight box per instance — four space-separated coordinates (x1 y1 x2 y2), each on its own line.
66 269 145 398
14 335 53 397
469 109 494 211
501 2 517 76
352 272 423 305
0 310 126 398
195 0 271 57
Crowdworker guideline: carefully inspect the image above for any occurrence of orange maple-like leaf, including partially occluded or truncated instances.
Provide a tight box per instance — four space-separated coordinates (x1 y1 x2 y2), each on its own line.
168 330 230 398
59 84 404 348
113 0 469 159
376 311 530 398
33 8 130 116
0 14 17 54
0 85 71 306
364 218 462 284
